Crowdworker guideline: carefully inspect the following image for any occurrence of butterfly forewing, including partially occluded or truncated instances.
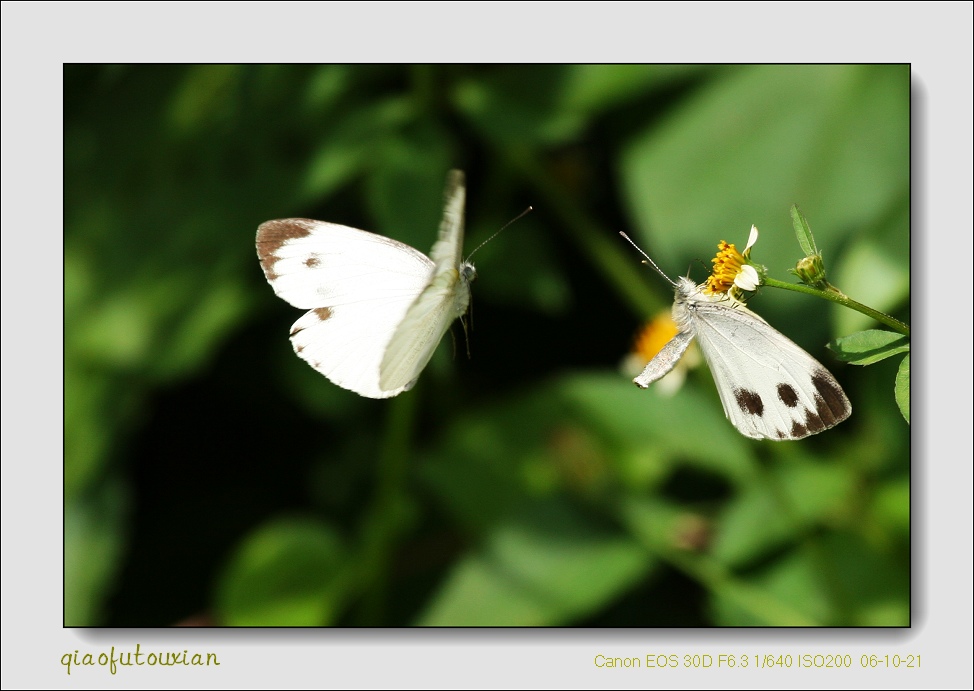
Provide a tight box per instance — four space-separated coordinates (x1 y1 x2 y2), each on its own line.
379 170 473 391
379 269 470 391
256 169 475 399
256 219 434 308
427 169 466 270
256 219 436 398
634 330 694 388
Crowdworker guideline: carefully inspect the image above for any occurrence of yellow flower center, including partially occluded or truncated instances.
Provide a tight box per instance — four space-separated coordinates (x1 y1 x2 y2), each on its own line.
704 240 746 295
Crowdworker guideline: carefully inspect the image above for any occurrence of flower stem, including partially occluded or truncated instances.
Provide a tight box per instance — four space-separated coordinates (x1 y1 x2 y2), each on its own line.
762 277 910 337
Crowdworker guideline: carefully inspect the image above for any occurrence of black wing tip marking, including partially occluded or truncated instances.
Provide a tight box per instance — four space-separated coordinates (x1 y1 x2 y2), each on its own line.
256 218 319 280
257 218 316 246
811 371 851 421
734 371 851 440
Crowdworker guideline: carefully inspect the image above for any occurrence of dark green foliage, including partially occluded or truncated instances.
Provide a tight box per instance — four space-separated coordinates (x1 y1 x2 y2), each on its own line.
65 64 909 627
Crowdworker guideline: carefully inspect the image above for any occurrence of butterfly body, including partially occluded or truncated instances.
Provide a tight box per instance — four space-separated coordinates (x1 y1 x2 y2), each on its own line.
635 275 851 440
256 170 472 398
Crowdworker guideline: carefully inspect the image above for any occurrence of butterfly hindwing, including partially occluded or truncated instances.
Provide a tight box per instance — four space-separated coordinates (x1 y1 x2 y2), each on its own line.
685 285 851 440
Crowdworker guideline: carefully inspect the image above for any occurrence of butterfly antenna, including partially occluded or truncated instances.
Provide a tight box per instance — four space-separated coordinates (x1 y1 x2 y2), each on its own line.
619 232 675 286
466 206 533 261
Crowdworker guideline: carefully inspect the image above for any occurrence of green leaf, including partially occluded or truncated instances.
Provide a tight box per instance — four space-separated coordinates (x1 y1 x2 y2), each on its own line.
778 461 858 524
832 192 910 335
711 531 908 626
710 547 832 626
64 483 129 625
452 65 702 147
895 354 910 423
871 476 910 536
420 373 760 536
618 496 822 626
790 204 818 256
829 329 909 365
416 502 652 626
711 460 856 568
166 65 244 134
559 374 758 485
365 128 455 254
300 95 414 203
621 64 908 328
711 484 799 567
216 518 348 626
820 532 909 625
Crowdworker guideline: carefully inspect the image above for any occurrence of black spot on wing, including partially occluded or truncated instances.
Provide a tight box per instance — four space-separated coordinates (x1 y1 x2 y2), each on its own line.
776 383 799 407
735 388 764 417
304 255 320 268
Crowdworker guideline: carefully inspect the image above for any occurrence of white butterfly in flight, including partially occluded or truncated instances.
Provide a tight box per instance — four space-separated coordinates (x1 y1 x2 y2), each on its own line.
256 170 474 398
620 231 851 440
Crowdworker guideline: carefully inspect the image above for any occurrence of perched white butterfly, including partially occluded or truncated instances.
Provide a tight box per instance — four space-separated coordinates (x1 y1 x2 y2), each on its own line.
256 170 474 398
621 231 851 440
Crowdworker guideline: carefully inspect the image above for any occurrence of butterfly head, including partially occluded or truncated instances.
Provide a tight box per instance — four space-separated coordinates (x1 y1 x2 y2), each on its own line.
460 261 477 285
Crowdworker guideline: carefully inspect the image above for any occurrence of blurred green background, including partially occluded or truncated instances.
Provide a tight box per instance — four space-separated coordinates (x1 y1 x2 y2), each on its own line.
64 64 910 627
